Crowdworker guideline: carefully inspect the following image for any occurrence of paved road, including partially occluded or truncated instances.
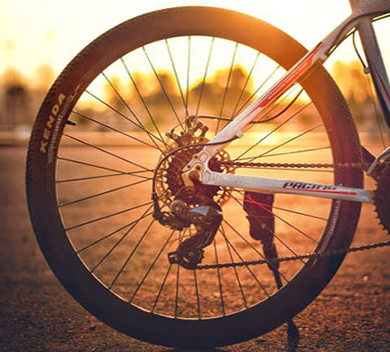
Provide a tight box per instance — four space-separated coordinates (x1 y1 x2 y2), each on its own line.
1 146 390 351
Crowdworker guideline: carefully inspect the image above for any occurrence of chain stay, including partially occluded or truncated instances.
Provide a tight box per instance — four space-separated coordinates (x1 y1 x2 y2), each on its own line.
195 240 390 270
190 157 385 270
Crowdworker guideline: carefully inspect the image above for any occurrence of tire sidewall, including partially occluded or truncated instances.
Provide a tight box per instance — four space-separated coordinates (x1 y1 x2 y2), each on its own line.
26 6 363 348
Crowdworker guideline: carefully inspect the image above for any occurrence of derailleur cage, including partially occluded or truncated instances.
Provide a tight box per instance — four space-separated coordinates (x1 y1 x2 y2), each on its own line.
155 199 223 269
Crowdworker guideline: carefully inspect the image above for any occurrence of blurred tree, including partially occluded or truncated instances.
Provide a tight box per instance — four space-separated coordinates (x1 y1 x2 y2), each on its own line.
1 67 26 87
190 65 253 118
35 64 55 93
331 60 374 123
146 70 179 105
0 68 33 128
102 75 128 130
103 75 126 112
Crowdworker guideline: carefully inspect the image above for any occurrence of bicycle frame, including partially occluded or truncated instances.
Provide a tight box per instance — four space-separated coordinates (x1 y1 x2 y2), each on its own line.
186 0 390 204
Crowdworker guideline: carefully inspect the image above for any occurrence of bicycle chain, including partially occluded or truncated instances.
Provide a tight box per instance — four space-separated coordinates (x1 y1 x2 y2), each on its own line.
222 160 366 169
192 159 389 270
196 240 390 270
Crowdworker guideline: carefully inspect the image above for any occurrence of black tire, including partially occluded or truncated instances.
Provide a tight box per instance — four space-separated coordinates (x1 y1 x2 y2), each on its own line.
26 6 363 348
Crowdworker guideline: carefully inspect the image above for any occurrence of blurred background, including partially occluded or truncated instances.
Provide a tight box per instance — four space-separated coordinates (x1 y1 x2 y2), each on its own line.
1 1 390 351
0 0 389 138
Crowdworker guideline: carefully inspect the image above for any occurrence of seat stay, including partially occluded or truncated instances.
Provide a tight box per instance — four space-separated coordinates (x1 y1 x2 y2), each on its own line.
183 9 386 203
200 12 363 160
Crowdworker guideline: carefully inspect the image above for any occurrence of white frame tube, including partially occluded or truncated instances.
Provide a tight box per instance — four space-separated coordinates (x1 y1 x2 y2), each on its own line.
184 10 388 204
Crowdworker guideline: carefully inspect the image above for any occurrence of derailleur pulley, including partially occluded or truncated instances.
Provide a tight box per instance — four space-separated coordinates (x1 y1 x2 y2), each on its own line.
153 197 223 269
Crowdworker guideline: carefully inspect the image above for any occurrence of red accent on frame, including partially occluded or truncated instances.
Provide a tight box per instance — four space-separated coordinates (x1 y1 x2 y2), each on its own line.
277 188 358 196
373 65 390 101
243 45 322 122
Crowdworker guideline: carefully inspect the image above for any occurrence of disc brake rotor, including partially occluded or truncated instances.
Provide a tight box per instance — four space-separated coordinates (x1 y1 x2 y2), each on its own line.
155 120 234 207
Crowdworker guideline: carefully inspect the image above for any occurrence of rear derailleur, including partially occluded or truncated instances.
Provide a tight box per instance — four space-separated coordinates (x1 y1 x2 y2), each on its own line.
153 197 222 269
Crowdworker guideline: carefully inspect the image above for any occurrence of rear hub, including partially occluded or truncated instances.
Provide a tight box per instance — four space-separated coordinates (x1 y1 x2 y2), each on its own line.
155 117 234 207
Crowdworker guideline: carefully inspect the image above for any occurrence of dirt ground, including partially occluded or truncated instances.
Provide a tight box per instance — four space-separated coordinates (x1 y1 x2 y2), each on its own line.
1 146 390 352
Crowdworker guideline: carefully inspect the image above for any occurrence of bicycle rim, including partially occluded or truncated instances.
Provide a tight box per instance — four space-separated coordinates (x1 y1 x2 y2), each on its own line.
26 7 363 348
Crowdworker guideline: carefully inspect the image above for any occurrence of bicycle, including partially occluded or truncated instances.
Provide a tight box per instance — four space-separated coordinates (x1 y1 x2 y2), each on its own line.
26 0 390 348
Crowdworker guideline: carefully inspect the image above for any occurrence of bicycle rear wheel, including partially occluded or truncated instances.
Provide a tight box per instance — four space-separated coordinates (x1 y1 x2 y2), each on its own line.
26 7 363 348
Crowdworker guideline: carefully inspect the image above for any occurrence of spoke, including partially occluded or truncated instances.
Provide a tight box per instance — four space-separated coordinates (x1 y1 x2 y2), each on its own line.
193 268 202 319
219 224 272 297
151 229 186 313
65 201 153 232
85 89 165 145
101 72 153 138
257 123 324 160
216 42 238 134
213 239 226 316
76 211 153 254
59 178 149 207
272 227 307 265
72 110 163 153
120 57 168 148
195 37 215 116
63 133 152 172
56 172 152 184
231 190 327 222
57 162 150 181
150 229 183 314
234 102 311 162
233 200 306 266
222 219 264 259
57 156 150 179
235 64 281 117
231 52 261 118
165 39 189 118
90 204 154 272
186 36 191 115
222 204 289 283
242 192 319 244
247 146 331 159
142 46 184 131
265 205 319 244
271 205 327 222
174 230 184 318
220 225 248 309
129 229 176 304
151 262 174 313
231 189 323 270
109 219 156 290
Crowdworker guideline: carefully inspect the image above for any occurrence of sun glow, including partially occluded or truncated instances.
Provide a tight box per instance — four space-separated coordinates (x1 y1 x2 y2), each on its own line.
1 0 382 82
4 1 384 112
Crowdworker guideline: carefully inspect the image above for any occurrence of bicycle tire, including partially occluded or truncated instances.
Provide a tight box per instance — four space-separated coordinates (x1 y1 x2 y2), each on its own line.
26 6 364 348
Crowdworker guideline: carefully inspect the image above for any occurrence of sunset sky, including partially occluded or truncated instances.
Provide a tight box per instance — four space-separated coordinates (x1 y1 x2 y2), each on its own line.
0 0 388 83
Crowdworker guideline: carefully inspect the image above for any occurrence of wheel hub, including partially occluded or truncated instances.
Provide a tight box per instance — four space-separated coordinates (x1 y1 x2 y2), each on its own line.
155 117 234 206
